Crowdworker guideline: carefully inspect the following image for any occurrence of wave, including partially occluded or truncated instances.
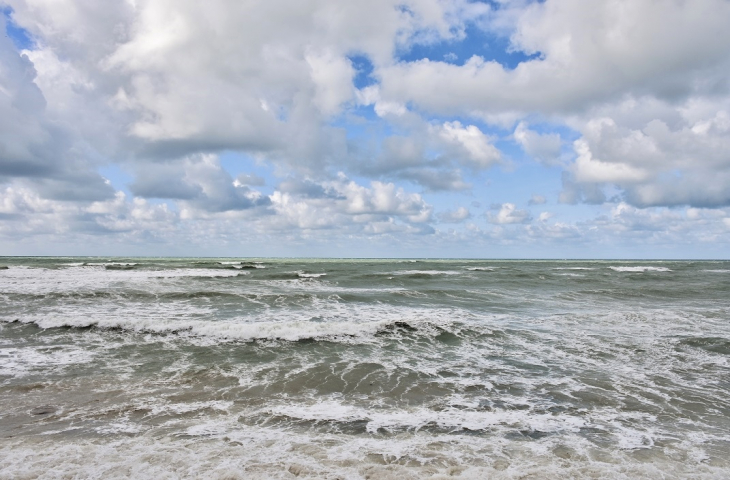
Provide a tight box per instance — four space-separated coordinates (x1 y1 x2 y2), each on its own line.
268 401 586 435
0 268 253 297
552 267 595 271
0 344 96 378
608 266 672 272
391 270 463 276
3 425 724 480
87 262 138 267
4 265 245 278
297 272 327 278
3 290 339 303
218 262 265 269
2 311 465 343
254 272 305 280
465 267 496 271
677 336 730 355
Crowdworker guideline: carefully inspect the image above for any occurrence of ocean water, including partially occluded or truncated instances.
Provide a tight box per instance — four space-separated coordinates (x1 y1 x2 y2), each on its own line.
0 258 729 479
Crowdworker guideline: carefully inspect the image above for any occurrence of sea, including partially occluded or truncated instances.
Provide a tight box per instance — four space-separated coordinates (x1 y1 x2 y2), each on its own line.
0 257 728 479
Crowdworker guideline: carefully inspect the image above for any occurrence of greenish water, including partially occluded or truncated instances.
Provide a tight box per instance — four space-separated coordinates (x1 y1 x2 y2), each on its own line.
1 258 729 479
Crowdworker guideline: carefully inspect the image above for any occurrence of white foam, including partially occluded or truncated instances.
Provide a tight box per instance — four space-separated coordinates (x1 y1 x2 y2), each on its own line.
0 266 244 295
4 302 465 343
1 430 725 480
552 267 595 271
95 422 146 435
391 270 463 276
85 262 138 267
146 400 233 416
217 261 265 269
297 272 327 278
0 345 95 377
609 266 672 272
269 401 586 435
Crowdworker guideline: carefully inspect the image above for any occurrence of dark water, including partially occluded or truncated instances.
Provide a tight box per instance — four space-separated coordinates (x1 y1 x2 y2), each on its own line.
1 258 729 479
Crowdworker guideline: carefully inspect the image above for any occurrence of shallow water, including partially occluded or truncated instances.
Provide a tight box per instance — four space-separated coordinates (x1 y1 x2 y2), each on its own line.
1 258 729 479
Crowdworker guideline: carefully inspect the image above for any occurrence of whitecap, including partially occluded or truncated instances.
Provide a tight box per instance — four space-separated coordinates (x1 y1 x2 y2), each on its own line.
0 345 96 377
297 272 327 278
609 266 671 272
392 270 462 276
86 262 138 267
269 401 586 435
0 267 243 295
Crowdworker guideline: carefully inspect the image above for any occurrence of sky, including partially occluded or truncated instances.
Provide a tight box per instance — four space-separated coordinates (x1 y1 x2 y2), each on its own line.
1 0 730 258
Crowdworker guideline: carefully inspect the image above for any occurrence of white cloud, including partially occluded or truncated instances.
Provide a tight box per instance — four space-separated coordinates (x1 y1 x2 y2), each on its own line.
2 0 730 255
352 121 498 192
0 185 177 238
434 121 502 169
567 101 730 207
130 154 270 214
514 122 562 165
571 138 651 184
438 206 470 223
305 49 355 117
538 211 553 222
488 203 532 225
268 177 433 232
379 0 730 115
234 173 266 187
528 194 546 205
0 23 115 201
6 0 487 156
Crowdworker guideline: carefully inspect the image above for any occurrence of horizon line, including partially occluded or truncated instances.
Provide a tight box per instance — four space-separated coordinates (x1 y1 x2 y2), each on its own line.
1 256 728 261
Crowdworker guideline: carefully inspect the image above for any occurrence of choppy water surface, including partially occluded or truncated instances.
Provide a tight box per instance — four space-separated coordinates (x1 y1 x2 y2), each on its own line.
1 258 729 479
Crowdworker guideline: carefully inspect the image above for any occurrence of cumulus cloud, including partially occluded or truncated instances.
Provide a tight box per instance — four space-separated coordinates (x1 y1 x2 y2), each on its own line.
538 211 553 222
592 202 730 246
373 0 730 209
130 154 270 214
234 173 266 187
2 0 730 255
567 104 730 207
528 194 546 205
432 121 502 169
487 203 532 225
0 185 176 238
6 0 490 166
400 168 471 192
514 122 562 165
351 121 499 191
438 206 470 223
268 176 434 232
378 0 730 115
0 17 115 201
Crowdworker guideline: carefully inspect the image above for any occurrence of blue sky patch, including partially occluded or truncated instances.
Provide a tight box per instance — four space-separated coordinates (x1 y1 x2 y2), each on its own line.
397 23 539 69
2 6 34 50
